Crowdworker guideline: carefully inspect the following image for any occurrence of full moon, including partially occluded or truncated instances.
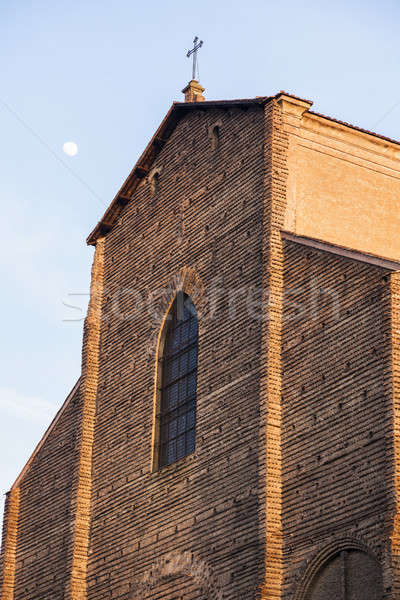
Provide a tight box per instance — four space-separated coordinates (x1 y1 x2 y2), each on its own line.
63 141 78 157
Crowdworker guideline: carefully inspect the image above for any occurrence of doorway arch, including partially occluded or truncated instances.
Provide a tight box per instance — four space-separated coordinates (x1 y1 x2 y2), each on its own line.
294 539 383 600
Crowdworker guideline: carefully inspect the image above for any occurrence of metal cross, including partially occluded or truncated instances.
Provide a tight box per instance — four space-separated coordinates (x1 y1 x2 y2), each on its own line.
186 36 203 81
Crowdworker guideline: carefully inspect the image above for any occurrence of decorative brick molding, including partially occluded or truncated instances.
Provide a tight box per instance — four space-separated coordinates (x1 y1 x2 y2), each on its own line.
146 265 207 361
0 487 20 600
260 99 288 600
68 237 105 599
390 271 400 597
133 551 222 600
293 538 380 600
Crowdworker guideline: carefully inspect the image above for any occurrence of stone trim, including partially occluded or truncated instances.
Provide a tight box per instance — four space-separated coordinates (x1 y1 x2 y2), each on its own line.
282 231 400 272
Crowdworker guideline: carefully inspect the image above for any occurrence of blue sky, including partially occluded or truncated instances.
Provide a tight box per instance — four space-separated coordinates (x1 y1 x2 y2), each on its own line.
1 0 399 522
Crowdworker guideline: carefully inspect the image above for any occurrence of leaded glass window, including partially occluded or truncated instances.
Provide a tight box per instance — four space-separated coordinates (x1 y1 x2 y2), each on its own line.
159 292 198 468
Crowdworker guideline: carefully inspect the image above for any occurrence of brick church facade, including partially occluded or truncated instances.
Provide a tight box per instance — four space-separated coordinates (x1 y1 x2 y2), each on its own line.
2 81 400 599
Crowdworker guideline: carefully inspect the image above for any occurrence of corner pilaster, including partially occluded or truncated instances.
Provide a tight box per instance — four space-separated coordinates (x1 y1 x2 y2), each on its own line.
389 271 400 597
67 237 105 600
260 98 289 599
0 488 20 600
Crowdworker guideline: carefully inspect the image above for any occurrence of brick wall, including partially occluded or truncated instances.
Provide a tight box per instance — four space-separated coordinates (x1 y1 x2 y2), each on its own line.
281 240 392 598
11 384 82 600
3 95 400 600
87 104 268 599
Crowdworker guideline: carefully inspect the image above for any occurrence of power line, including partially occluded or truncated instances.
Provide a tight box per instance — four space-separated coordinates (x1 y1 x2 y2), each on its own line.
0 98 105 207
372 97 400 128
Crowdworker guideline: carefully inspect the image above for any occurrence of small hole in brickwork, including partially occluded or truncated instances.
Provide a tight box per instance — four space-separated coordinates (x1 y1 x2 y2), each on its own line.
211 125 220 150
301 384 306 394
338 402 343 411
369 431 374 438
150 171 160 196
363 390 368 399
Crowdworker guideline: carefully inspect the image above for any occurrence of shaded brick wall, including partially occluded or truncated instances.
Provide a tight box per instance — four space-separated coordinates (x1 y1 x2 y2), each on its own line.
87 105 268 599
12 385 82 600
0 494 10 590
281 240 392 598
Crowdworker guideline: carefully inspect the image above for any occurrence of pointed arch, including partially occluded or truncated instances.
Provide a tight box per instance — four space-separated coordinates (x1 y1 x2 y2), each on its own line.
294 538 383 600
151 291 198 470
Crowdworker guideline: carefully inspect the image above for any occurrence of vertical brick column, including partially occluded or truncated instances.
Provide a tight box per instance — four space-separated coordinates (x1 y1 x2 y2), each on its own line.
0 488 20 600
260 98 289 600
68 237 105 600
390 271 400 597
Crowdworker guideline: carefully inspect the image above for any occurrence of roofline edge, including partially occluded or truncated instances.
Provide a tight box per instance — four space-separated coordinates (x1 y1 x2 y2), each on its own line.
10 378 81 491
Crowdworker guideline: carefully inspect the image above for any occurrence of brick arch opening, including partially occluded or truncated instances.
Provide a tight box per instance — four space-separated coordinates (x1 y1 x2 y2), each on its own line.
139 573 208 600
294 539 383 600
133 551 222 600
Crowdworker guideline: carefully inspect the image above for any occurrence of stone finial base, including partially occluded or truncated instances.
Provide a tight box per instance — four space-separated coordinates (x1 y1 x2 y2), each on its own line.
182 80 205 103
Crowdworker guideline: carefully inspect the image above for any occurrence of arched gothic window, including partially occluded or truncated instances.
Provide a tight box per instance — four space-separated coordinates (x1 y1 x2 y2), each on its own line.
158 292 198 468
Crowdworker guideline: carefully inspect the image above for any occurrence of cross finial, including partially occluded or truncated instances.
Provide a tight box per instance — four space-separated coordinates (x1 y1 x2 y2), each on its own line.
186 36 203 81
